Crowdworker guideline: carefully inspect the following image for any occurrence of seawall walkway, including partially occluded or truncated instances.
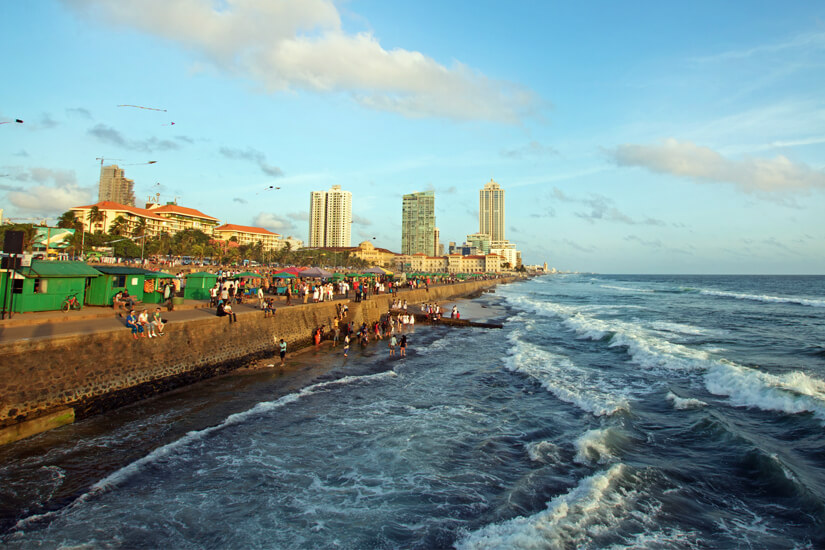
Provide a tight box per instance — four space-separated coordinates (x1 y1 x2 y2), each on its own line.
0 277 516 445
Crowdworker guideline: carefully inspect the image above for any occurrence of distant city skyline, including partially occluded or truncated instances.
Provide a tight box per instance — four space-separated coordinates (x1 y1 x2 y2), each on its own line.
2 1 825 273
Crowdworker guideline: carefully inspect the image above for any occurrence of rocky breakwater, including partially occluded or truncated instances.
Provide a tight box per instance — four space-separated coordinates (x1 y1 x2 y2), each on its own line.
0 277 513 444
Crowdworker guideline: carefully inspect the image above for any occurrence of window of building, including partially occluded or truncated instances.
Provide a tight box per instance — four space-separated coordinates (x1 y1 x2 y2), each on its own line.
33 278 48 294
115 275 127 288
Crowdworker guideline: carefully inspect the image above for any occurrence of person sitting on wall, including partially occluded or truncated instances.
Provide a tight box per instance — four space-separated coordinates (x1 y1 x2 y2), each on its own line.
121 289 136 309
125 309 143 339
224 302 237 323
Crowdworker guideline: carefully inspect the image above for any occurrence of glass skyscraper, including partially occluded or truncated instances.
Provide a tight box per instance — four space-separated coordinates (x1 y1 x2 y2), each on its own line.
401 191 435 255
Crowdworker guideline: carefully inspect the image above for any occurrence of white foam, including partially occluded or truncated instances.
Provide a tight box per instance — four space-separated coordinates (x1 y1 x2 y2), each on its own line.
505 333 630 417
601 284 654 293
705 363 825 423
526 440 562 464
573 428 618 465
456 464 632 550
699 289 825 308
649 321 722 337
666 391 707 410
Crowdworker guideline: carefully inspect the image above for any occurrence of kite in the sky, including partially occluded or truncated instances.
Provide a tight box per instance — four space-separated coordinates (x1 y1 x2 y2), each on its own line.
255 185 281 195
118 104 167 112
0 119 23 125
162 122 176 126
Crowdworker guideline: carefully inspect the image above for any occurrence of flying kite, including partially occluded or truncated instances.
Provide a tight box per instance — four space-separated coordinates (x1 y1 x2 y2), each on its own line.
117 104 167 112
162 122 176 126
0 119 23 125
255 185 281 195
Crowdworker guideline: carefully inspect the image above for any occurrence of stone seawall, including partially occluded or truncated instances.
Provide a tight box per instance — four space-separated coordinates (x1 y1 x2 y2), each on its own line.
0 278 511 441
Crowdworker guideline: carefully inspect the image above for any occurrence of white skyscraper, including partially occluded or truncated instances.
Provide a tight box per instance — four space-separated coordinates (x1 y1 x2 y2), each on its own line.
309 185 352 247
479 178 505 242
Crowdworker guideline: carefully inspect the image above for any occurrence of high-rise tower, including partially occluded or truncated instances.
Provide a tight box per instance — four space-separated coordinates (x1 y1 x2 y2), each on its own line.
309 185 352 247
401 191 436 255
479 178 505 242
98 165 136 206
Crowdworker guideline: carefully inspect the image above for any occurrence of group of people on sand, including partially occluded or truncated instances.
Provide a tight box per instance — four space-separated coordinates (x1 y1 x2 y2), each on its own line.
125 307 166 339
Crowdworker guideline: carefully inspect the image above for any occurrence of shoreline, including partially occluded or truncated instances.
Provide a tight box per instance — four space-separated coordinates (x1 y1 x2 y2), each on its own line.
0 277 522 445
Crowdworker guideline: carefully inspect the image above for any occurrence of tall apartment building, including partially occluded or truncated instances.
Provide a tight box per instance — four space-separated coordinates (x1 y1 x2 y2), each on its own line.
401 191 436 256
308 185 352 247
98 165 136 206
479 178 505 242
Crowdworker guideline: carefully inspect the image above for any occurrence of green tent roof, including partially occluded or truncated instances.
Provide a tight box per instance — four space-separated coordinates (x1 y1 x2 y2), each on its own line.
234 271 264 278
186 272 218 278
143 271 176 279
19 260 101 278
93 266 155 275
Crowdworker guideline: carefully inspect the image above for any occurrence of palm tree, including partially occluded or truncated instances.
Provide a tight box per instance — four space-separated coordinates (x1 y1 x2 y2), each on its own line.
57 210 80 229
87 206 104 233
133 218 148 238
109 215 128 236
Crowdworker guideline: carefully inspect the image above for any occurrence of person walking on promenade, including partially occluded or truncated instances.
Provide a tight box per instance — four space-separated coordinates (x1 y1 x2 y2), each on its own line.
399 334 407 357
257 286 265 309
285 286 292 305
279 338 287 366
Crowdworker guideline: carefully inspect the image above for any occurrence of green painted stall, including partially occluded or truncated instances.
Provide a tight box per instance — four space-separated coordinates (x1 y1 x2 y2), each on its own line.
6 260 101 313
86 266 149 306
184 271 218 300
143 271 177 304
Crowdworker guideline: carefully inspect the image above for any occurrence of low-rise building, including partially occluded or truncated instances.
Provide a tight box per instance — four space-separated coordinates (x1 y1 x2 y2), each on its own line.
71 201 170 237
145 203 220 234
395 252 501 274
213 223 282 251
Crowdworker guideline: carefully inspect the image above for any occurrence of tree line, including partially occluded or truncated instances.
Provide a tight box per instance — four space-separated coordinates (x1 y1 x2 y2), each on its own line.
0 210 371 269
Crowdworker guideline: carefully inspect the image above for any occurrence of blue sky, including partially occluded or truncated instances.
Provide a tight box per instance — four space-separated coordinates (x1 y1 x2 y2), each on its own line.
2 1 824 273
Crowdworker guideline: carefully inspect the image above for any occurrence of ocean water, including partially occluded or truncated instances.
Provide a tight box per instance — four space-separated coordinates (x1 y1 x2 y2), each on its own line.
2 274 824 549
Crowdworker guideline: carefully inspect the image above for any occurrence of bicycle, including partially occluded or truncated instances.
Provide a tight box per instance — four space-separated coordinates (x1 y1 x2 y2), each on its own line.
61 292 81 312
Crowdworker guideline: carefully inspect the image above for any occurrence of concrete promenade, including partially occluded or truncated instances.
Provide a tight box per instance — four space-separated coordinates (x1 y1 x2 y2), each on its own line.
0 286 404 343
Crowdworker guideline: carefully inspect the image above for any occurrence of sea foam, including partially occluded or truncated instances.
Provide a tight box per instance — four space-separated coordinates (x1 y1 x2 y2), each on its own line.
574 428 619 465
455 464 633 550
705 363 825 423
699 289 825 308
666 391 707 410
505 330 630 417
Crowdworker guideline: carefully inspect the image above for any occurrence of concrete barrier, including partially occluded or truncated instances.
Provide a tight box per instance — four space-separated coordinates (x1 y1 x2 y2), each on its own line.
0 278 513 443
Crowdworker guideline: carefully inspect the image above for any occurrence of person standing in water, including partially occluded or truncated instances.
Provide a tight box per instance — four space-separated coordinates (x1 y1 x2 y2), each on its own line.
343 334 350 357
279 339 287 366
399 334 407 357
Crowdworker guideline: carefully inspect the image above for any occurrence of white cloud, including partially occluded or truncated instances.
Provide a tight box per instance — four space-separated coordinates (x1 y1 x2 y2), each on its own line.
611 138 825 193
62 0 538 122
4 168 92 214
253 212 295 234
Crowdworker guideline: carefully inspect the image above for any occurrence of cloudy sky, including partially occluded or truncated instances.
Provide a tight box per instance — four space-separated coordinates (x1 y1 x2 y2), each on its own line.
2 1 824 273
